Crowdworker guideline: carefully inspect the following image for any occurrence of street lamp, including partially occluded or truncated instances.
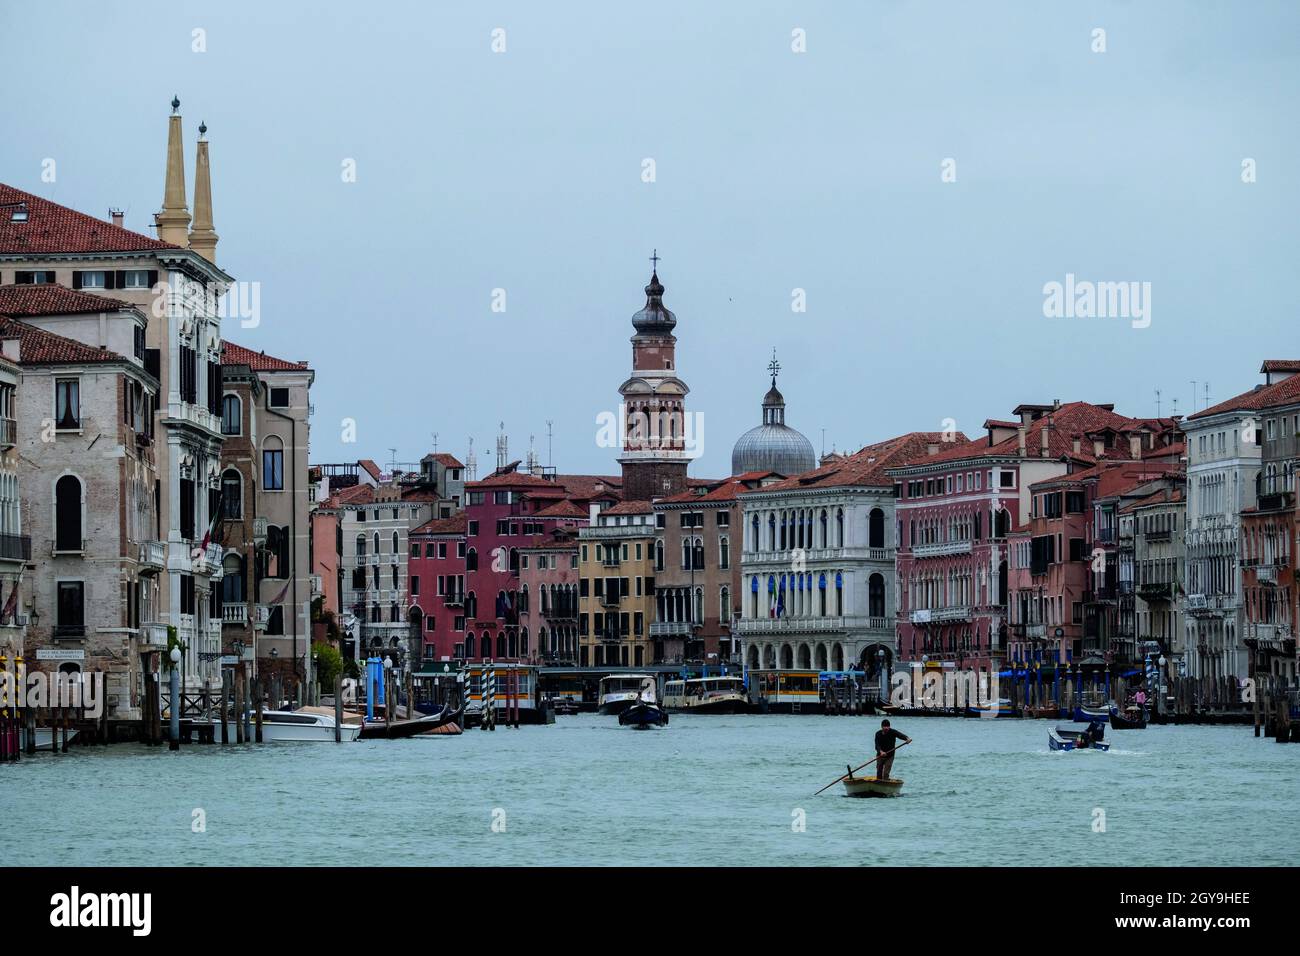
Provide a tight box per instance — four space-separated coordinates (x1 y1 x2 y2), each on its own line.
1158 655 1167 717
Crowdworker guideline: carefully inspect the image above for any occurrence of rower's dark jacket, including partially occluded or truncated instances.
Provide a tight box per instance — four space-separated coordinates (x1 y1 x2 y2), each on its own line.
875 727 907 752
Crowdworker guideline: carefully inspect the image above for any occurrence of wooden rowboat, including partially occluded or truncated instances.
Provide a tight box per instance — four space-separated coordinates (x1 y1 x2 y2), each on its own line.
842 775 904 798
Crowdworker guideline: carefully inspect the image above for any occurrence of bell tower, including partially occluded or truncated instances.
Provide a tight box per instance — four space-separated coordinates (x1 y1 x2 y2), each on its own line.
617 252 690 500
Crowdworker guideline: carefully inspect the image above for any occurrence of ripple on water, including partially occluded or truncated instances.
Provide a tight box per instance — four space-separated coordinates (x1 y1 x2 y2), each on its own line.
2 715 1293 866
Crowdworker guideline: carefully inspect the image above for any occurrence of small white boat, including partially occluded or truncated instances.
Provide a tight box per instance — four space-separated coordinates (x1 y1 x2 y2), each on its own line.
598 674 649 716
217 709 361 742
1048 722 1110 752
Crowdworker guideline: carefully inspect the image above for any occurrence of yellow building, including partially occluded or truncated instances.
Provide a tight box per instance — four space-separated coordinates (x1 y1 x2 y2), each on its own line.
578 502 657 668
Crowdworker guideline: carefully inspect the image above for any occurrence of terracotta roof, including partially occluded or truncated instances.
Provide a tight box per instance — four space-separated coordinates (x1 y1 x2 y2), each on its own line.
754 432 958 493
0 316 126 365
0 283 134 317
422 452 464 468
658 473 765 505
412 514 467 535
1261 360 1300 373
601 500 653 516
221 341 309 372
532 499 587 519
553 474 622 500
1190 371 1300 420
893 403 1160 470
1121 485 1185 515
333 484 375 505
0 183 178 254
358 459 382 481
520 534 581 551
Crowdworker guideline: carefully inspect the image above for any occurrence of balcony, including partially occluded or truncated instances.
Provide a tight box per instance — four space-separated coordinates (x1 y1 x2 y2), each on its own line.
443 593 465 607
912 540 973 559
1185 593 1236 617
909 606 971 624
191 542 224 578
310 574 322 597
599 593 621 608
138 540 165 574
1256 565 1279 586
734 615 890 636
50 538 87 557
650 620 693 637
222 604 249 625
253 605 271 630
0 532 31 562
1145 529 1171 542
1137 582 1175 602
0 416 14 450
139 622 169 646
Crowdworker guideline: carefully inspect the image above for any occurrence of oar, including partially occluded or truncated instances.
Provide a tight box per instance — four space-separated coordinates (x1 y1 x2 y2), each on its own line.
813 741 911 795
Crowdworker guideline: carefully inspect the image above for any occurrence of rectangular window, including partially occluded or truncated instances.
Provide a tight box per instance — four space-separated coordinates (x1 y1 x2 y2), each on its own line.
269 387 290 408
263 449 284 490
56 581 85 637
55 379 80 429
76 270 107 289
14 270 55 284
411 576 420 596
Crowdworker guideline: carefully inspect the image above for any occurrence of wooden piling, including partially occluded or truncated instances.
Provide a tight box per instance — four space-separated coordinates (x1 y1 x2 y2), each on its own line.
220 670 231 744
334 673 343 742
235 673 245 744
254 677 264 744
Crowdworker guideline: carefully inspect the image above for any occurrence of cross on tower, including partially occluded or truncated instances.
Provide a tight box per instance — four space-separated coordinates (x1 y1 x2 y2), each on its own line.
649 249 660 273
768 349 781 384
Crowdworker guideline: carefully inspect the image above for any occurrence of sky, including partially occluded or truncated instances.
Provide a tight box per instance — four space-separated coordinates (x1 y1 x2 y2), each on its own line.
3 0 1298 479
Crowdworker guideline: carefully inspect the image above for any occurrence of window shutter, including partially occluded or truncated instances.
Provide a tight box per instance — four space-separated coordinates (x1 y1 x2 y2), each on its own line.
146 270 158 289
103 271 116 290
71 271 82 290
113 271 126 290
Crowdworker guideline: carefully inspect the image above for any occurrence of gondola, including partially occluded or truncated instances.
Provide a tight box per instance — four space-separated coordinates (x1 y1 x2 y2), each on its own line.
1109 705 1147 730
1072 704 1110 724
1048 721 1110 752
618 701 669 728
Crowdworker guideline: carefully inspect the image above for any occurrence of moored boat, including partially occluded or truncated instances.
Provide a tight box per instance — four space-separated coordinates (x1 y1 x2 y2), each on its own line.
31 728 79 751
1048 721 1110 752
842 775 904 798
965 697 1019 718
222 709 362 742
662 676 749 714
1073 704 1110 723
1110 705 1147 729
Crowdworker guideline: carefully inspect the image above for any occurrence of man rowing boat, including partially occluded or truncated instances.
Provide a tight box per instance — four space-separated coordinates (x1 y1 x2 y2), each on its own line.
874 719 912 781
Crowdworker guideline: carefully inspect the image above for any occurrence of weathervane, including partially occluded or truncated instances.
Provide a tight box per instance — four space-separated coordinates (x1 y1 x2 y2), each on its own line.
768 348 781 385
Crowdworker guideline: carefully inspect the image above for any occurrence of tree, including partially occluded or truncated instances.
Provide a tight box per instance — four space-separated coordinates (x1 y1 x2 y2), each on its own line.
313 641 343 692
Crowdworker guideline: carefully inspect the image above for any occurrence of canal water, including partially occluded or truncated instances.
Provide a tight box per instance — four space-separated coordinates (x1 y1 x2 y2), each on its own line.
3 715 1295 866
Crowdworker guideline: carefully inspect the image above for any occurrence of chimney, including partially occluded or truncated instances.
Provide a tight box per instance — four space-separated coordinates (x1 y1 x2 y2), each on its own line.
1073 437 1081 455
1094 439 1104 456
155 96 191 246
1017 425 1027 457
1040 421 1051 458
2 339 20 362
188 121 219 263
1129 434 1142 460
109 209 124 229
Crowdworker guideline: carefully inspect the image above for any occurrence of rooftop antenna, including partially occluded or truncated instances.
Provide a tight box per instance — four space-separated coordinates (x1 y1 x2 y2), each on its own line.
546 420 554 468
496 421 508 471
431 431 439 455
1154 388 1161 418
1204 382 1210 411
821 428 826 458
1190 381 1198 414
388 448 398 475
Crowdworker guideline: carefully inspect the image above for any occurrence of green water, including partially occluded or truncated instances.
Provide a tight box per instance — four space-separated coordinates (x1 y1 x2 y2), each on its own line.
3 715 1294 866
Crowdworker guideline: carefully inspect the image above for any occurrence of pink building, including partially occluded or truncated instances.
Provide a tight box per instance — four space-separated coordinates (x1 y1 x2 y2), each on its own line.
890 402 1181 671
408 514 468 665
518 529 582 665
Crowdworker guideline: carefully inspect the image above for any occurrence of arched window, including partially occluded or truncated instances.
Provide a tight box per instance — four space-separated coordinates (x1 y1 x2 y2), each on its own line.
221 469 242 519
221 394 241 435
520 628 528 657
836 508 844 547
262 436 284 490
356 534 366 557
55 474 82 551
681 538 691 570
820 509 828 548
869 508 885 549
655 539 664 571
466 632 476 658
466 548 478 571
768 513 776 550
720 585 730 621
835 572 844 616
392 531 399 554
692 537 704 570
496 634 507 658
373 532 381 555
222 553 245 604
751 514 759 551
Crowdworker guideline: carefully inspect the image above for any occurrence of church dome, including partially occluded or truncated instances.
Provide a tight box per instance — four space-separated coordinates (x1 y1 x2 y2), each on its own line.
631 270 676 335
731 355 816 476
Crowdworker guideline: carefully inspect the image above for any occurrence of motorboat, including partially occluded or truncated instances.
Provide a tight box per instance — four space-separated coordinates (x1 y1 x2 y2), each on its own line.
1049 721 1110 752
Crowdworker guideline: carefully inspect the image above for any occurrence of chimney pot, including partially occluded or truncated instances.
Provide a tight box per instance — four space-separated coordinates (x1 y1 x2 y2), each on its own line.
109 209 124 228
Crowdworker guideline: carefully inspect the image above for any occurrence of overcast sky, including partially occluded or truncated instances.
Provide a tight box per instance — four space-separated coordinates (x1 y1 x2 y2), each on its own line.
4 1 1298 478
